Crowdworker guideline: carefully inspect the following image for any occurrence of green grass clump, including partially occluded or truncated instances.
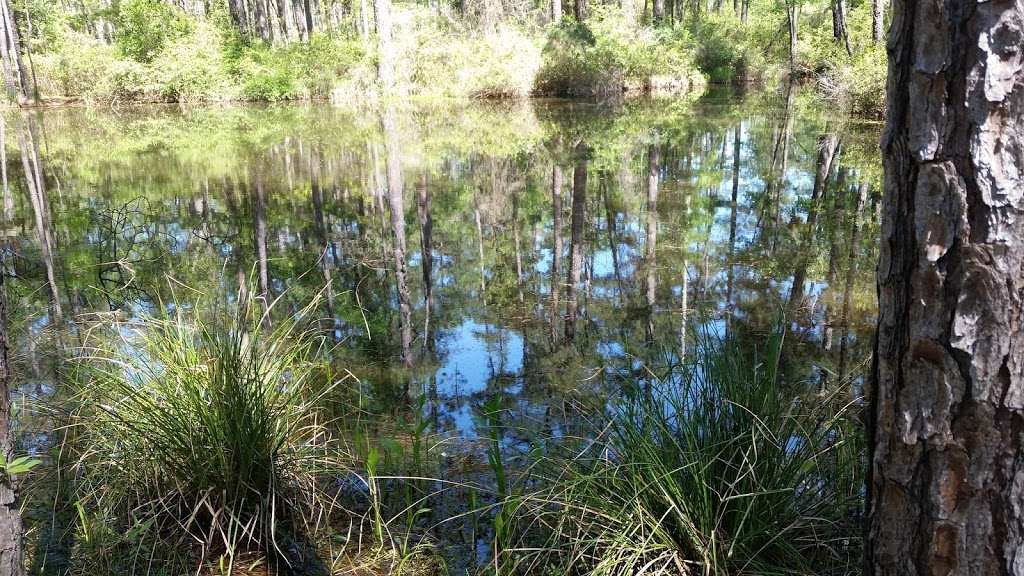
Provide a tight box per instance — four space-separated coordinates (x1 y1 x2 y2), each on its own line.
509 329 863 575
69 298 348 570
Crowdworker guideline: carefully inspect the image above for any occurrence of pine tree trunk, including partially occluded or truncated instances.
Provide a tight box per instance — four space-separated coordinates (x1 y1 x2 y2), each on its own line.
871 0 884 44
573 0 586 22
550 164 563 346
831 0 852 56
868 2 1024 574
382 108 411 369
0 238 23 576
644 144 658 349
564 144 587 343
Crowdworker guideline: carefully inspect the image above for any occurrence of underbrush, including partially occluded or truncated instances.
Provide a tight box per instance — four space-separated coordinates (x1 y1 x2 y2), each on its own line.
535 7 703 97
689 12 776 84
506 329 864 575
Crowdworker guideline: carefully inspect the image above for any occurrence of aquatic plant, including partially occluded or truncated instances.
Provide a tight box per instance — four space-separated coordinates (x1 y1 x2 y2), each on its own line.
507 329 864 575
69 296 348 572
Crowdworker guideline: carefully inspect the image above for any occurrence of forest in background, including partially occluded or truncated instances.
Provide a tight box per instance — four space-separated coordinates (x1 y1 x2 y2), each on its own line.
1 0 886 114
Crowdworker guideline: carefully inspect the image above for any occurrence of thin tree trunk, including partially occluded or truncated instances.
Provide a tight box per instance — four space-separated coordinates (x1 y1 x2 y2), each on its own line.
786 134 838 317
550 164 563 346
17 118 61 324
550 0 561 22
726 124 740 328
831 0 852 56
416 171 433 353
573 0 586 22
382 109 411 369
786 3 798 75
564 145 587 343
868 2 1024 574
836 180 866 382
871 0 884 44
644 144 659 350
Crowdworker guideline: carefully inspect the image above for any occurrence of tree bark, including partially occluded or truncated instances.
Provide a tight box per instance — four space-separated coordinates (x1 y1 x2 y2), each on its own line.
573 0 586 22
18 118 62 325
644 144 659 350
726 124 740 329
652 0 664 25
550 164 563 346
786 134 838 317
871 0 885 44
416 171 433 353
0 238 23 576
564 144 587 343
786 4 798 75
868 2 1024 575
382 109 411 369
0 0 31 102
551 0 561 23
831 0 853 57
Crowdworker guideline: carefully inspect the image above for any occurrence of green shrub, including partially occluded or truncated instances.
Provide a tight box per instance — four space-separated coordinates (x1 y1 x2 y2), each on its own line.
35 32 151 101
407 20 542 98
818 43 886 117
508 329 863 575
115 0 191 63
536 7 702 97
70 297 348 565
690 11 773 83
149 22 236 101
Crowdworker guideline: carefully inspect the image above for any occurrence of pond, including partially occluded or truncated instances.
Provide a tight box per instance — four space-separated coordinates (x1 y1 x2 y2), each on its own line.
6 84 880 571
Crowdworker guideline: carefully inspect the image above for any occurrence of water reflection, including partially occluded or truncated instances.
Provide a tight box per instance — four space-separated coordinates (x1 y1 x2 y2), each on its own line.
5 88 880 444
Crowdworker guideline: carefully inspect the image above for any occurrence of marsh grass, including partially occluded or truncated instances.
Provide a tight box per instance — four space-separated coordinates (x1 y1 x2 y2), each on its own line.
68 295 351 572
506 329 863 575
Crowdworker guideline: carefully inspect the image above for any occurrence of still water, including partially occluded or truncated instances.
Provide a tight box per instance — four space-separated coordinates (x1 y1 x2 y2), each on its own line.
7 85 879 459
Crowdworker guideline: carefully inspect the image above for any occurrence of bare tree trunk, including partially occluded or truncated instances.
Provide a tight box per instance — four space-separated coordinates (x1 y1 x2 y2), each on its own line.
550 0 561 22
786 3 798 75
823 165 847 353
868 2 1024 574
786 134 838 317
836 180 866 382
251 168 273 327
644 144 659 351
564 145 587 343
550 164 563 346
18 118 62 324
0 0 29 102
0 244 23 576
725 126 741 332
382 109 411 369
831 0 852 56
373 0 395 90
573 0 586 22
416 171 433 353
310 152 337 336
871 0 884 44
652 0 664 24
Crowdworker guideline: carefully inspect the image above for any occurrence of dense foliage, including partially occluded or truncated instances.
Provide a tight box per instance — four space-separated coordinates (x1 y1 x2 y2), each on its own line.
11 0 885 113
